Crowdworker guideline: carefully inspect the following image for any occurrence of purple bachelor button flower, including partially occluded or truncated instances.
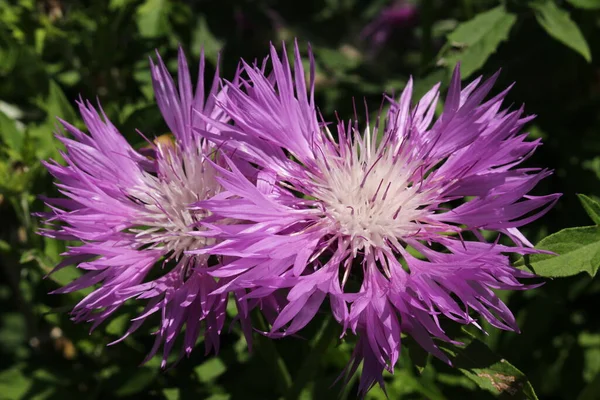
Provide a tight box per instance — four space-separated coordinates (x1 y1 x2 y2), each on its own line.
38 48 259 365
361 1 419 50
193 42 561 394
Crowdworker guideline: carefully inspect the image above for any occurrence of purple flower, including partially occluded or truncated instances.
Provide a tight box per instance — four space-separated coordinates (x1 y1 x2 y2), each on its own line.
195 42 560 394
361 1 419 49
39 48 252 365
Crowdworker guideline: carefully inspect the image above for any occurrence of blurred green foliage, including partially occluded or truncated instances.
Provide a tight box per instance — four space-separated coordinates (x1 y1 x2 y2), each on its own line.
1 0 600 398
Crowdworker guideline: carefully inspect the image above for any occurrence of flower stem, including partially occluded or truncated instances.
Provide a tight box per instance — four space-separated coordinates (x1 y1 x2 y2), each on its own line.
253 312 293 394
339 369 359 400
285 316 339 400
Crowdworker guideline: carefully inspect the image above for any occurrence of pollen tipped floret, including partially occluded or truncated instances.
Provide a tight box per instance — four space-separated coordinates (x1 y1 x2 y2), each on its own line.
313 123 431 255
130 140 219 260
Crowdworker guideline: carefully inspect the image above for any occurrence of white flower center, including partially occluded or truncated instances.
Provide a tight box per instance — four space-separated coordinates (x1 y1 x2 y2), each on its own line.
313 132 429 254
128 142 219 262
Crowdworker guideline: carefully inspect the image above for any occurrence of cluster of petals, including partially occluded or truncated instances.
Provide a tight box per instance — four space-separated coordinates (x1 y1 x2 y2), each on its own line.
40 41 560 394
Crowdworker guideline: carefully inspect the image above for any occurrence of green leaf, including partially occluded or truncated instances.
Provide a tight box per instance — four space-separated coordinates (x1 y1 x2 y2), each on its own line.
191 16 223 66
444 338 538 399
205 395 230 400
113 366 158 396
366 365 446 400
439 6 517 78
315 46 362 74
105 313 130 336
27 80 75 160
579 372 600 400
0 109 23 152
0 365 32 399
515 226 600 278
34 28 46 54
578 194 600 224
136 0 170 38
0 312 27 353
531 0 592 62
0 159 40 195
45 80 77 124
163 388 180 400
0 239 10 253
21 248 86 290
109 0 138 10
195 358 227 383
583 156 600 180
567 0 600 9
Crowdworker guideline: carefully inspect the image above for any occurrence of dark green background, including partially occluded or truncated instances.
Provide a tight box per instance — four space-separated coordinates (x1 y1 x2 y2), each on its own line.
1 0 599 399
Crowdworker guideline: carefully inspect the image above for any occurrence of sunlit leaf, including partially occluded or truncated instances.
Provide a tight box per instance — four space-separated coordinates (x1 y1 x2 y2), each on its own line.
45 80 77 124
191 16 223 66
0 110 23 152
109 0 138 10
439 6 516 78
531 0 592 62
112 365 159 396
579 372 600 400
163 388 180 400
0 312 27 353
195 358 227 383
0 240 10 253
136 0 170 38
105 313 131 336
444 338 538 399
515 226 600 278
578 194 600 225
567 0 600 9
0 365 32 399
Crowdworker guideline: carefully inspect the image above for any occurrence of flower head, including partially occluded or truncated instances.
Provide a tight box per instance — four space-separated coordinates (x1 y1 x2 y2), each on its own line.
195 42 560 394
40 48 240 364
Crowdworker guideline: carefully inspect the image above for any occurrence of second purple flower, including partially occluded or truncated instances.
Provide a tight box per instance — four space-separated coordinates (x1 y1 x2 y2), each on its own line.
194 42 560 393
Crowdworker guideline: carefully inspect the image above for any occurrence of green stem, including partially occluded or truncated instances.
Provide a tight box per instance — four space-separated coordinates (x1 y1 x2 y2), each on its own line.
253 313 293 394
339 366 360 400
285 316 339 400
